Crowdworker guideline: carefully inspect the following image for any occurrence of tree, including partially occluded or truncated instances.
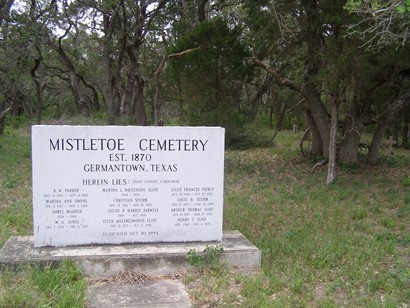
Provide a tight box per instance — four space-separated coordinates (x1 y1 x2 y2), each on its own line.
0 0 15 133
248 0 409 166
43 1 101 117
247 0 332 157
327 96 339 185
345 0 410 49
0 0 14 25
92 0 169 125
169 17 251 143
346 0 410 163
0 0 46 131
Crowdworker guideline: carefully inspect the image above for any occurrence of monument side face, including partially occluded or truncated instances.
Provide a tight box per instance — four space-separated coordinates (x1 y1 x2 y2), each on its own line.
32 126 225 247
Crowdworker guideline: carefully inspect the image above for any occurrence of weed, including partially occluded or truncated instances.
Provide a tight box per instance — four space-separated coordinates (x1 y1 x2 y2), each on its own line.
352 208 369 220
186 245 224 269
401 175 410 187
381 219 395 228
31 260 87 307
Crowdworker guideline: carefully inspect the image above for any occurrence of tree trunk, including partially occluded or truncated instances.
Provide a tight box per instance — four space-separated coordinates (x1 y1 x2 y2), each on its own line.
30 55 45 124
34 78 46 124
339 115 362 164
392 119 399 146
0 116 5 135
126 38 147 126
367 91 410 164
102 8 122 124
302 84 330 157
402 107 410 148
152 55 167 126
0 106 11 135
327 100 339 185
69 71 90 117
197 0 208 22
135 75 147 126
273 98 287 131
269 105 274 128
305 108 323 156
275 109 285 131
403 122 409 148
88 84 100 112
120 79 133 118
367 120 390 165
249 73 273 120
106 77 120 124
300 0 330 157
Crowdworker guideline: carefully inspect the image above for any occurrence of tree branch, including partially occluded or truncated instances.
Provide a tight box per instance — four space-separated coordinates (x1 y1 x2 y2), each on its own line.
0 107 11 119
375 91 410 121
253 58 301 92
168 46 201 58
286 98 305 114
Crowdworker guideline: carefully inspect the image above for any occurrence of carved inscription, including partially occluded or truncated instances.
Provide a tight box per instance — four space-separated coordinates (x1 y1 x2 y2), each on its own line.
44 188 89 230
32 126 225 247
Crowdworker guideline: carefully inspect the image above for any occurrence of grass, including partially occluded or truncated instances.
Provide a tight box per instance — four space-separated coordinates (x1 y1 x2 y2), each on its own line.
0 261 87 307
187 129 409 306
1 122 409 307
0 127 88 307
0 131 32 245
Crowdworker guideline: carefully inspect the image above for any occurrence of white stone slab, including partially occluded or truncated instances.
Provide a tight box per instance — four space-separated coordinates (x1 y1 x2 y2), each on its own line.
32 126 225 247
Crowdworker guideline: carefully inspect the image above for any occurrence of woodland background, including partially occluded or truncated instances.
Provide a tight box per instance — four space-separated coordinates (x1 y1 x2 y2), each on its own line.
0 0 409 169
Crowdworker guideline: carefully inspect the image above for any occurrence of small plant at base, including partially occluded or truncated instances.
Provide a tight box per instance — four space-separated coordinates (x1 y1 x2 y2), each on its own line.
186 245 224 268
186 249 203 267
400 175 410 187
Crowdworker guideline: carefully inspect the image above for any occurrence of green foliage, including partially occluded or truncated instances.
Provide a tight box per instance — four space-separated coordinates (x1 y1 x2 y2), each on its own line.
344 0 410 14
169 17 251 144
226 123 276 149
4 116 32 130
186 245 224 269
397 1 410 14
401 175 410 186
171 17 249 77
377 152 410 167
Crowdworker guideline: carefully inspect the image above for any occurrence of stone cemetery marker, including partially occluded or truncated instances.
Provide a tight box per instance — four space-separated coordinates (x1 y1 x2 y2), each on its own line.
32 126 225 247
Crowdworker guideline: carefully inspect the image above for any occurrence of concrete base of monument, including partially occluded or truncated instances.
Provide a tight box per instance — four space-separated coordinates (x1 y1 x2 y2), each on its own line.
87 280 192 308
0 230 260 277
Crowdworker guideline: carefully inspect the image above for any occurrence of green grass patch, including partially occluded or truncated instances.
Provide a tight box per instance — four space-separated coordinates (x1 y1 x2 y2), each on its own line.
221 130 410 306
0 133 32 246
0 201 32 245
0 261 87 307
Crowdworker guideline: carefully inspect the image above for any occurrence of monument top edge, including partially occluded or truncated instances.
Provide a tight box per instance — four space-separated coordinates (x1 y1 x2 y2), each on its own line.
32 125 225 130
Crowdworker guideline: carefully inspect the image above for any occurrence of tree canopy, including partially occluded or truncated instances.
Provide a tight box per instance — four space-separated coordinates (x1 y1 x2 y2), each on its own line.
0 0 409 165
